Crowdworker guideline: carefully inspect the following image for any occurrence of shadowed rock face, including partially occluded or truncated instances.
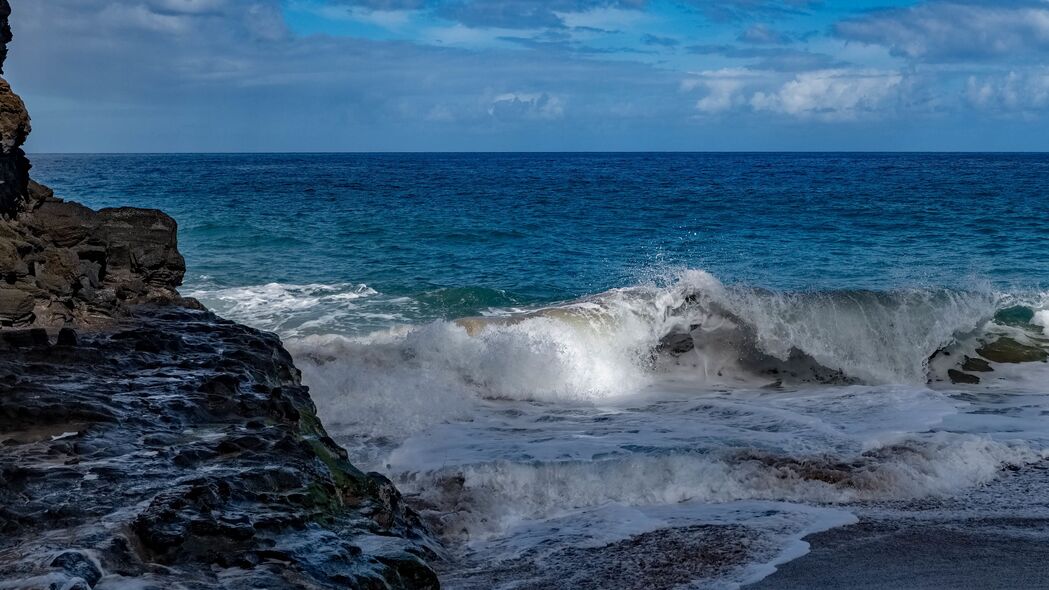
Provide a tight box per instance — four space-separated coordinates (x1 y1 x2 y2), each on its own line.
0 5 441 588
0 0 29 219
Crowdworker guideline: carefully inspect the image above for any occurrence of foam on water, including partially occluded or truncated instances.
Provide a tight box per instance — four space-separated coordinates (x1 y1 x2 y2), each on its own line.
1035 310 1049 336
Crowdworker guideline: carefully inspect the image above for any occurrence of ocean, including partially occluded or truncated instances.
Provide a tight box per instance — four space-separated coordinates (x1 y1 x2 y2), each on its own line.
31 153 1049 588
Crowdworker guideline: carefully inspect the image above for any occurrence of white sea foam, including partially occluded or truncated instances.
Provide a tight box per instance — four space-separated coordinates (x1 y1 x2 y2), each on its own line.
187 282 384 335
1034 309 1049 336
397 433 1042 540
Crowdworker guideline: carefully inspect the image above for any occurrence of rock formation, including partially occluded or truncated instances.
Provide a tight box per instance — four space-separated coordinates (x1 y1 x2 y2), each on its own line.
0 4 440 588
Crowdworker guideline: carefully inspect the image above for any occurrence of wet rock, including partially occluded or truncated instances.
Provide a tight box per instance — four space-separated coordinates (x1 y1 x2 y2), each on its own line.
976 337 1048 364
948 369 980 385
0 309 440 589
961 356 993 373
657 330 695 355
50 551 102 587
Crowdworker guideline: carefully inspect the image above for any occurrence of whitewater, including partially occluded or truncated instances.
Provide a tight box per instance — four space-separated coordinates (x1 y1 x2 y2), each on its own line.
190 269 1049 588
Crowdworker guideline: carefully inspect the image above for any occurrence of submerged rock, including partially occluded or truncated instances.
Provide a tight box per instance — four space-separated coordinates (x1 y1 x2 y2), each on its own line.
961 356 993 373
948 369 980 385
976 337 1048 364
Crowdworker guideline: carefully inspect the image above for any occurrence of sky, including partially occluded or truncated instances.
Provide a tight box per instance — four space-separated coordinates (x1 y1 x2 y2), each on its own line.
9 0 1049 152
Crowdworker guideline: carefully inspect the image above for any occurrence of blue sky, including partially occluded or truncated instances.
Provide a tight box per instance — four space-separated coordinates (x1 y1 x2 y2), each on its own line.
10 0 1049 151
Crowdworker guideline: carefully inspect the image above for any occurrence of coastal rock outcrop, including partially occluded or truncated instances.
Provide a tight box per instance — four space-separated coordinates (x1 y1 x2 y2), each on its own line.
0 4 440 588
0 308 439 589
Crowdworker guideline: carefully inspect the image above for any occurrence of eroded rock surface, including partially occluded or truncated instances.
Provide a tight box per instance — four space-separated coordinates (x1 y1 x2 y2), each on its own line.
0 308 439 589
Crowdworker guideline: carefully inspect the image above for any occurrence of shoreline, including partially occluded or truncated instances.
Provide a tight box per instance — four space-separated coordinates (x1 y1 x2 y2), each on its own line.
748 462 1049 589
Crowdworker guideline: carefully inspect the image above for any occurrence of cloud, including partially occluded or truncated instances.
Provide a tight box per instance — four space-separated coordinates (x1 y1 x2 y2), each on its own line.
834 0 1049 62
966 69 1049 112
750 70 904 120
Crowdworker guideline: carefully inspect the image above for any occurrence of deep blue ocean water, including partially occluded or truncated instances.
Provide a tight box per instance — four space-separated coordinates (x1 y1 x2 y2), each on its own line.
31 153 1049 308
27 153 1049 588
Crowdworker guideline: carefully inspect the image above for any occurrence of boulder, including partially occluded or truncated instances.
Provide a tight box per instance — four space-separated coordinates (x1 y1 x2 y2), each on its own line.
22 197 100 247
97 207 185 288
0 286 32 324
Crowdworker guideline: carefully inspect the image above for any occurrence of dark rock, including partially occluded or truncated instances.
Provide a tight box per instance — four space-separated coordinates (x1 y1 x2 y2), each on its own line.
658 330 695 355
961 356 993 372
51 551 103 587
0 286 32 324
0 0 28 217
56 327 77 346
0 327 47 348
0 309 440 589
976 337 1048 364
948 369 980 385
22 198 100 248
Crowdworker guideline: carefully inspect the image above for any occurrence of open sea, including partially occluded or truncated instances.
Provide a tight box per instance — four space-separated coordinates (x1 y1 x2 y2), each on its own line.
31 153 1049 588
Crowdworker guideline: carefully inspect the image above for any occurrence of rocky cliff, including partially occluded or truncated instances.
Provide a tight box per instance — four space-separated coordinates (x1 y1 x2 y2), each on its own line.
0 3 191 328
0 4 440 588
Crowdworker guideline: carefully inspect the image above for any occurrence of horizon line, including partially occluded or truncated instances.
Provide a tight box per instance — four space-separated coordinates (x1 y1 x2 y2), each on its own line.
27 150 1049 156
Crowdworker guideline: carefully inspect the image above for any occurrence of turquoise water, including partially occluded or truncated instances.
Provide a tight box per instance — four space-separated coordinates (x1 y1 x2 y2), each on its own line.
32 153 1049 317
29 153 1049 588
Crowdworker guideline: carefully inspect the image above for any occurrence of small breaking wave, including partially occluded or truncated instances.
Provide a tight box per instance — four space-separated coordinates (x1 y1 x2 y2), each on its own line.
187 281 388 336
397 433 1045 540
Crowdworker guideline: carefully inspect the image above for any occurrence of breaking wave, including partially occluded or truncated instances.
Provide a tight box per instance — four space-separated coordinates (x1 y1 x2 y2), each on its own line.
397 433 1045 540
287 270 1049 410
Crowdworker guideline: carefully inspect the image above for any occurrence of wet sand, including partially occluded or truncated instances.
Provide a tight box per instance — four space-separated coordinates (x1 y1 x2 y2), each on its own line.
748 464 1049 589
747 519 1049 589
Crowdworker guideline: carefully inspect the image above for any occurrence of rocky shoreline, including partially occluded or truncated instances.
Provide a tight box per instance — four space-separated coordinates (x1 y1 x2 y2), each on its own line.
0 3 440 588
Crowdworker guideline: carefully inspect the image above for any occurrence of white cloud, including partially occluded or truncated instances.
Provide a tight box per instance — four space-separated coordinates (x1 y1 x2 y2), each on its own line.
835 1 1049 62
750 70 903 120
966 69 1049 113
683 68 754 114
